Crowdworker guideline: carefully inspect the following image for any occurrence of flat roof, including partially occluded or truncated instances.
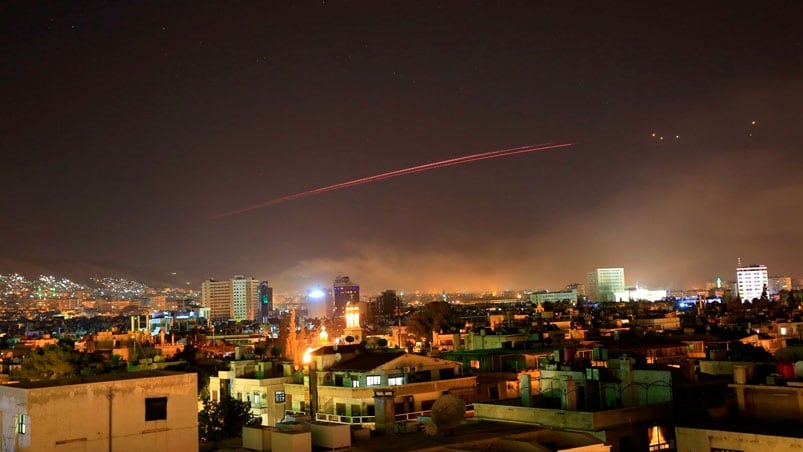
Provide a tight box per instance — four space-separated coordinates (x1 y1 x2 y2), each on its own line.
6 370 194 389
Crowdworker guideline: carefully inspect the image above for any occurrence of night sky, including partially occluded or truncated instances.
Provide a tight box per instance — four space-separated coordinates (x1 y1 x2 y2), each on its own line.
2 1 802 294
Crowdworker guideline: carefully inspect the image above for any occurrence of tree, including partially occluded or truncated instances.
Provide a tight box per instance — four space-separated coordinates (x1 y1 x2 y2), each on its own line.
198 396 258 443
253 342 267 357
12 342 90 382
406 301 461 342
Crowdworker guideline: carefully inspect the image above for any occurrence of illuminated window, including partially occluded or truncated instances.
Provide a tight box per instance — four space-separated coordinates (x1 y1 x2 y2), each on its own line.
470 360 480 369
648 425 670 450
352 380 360 388
366 375 381 386
275 391 286 403
16 414 26 434
254 393 261 406
145 397 168 421
388 376 404 386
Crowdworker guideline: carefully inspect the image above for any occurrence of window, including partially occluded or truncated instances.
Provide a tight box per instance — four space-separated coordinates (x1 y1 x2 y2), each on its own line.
145 397 168 421
489 386 499 400
470 360 480 369
16 414 26 434
352 379 360 388
648 425 671 450
388 375 404 386
253 393 261 407
211 390 218 402
274 391 286 403
366 375 381 386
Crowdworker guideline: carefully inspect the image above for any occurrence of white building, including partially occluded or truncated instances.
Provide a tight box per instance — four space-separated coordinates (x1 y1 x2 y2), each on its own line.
0 371 198 452
208 360 294 427
736 264 768 302
587 268 626 302
613 287 667 302
530 289 578 304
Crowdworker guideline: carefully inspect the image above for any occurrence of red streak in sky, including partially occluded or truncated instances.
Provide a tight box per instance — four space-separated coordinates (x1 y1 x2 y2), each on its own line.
208 142 574 220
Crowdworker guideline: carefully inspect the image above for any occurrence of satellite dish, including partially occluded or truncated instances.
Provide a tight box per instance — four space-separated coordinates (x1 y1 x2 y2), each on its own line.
430 393 466 435
334 353 342 363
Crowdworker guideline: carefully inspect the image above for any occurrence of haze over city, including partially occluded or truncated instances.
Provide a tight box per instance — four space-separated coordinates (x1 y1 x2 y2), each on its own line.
2 1 802 293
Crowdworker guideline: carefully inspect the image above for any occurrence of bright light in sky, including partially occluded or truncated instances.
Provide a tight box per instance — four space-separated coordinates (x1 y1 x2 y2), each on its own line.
308 289 325 299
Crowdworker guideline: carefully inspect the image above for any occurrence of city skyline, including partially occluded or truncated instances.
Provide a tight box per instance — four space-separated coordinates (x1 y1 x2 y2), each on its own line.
2 2 802 294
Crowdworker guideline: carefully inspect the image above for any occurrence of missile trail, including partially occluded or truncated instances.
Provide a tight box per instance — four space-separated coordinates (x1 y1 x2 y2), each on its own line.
208 142 574 220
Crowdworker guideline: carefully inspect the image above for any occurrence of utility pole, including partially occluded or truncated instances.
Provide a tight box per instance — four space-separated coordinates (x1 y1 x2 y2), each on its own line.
107 388 114 452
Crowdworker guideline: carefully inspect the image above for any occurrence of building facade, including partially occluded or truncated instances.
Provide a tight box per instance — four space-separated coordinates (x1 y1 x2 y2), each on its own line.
736 264 768 302
768 275 792 294
257 281 273 323
0 371 198 452
530 289 578 304
208 360 293 427
201 275 261 321
286 351 475 423
333 276 359 319
613 287 667 302
587 268 626 302
676 382 803 451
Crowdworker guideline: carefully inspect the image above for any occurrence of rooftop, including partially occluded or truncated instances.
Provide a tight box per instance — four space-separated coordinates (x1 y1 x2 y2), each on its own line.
329 351 406 372
6 370 193 389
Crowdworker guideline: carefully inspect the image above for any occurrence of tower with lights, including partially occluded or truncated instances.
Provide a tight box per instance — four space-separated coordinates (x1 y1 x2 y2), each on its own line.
343 299 363 343
257 281 273 323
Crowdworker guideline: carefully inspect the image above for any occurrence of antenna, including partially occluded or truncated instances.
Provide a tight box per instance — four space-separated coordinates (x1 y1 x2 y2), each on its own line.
737 257 742 268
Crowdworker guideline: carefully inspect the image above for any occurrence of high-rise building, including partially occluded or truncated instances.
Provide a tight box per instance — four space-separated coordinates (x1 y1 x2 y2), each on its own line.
201 275 261 321
587 268 626 302
257 281 273 322
368 289 399 324
768 275 792 294
736 264 768 302
201 279 230 320
333 275 359 319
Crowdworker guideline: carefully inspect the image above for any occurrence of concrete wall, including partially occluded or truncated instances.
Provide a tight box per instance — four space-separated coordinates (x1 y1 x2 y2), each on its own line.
731 383 803 422
474 402 672 433
699 360 758 380
676 426 803 452
314 376 477 416
0 372 197 452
